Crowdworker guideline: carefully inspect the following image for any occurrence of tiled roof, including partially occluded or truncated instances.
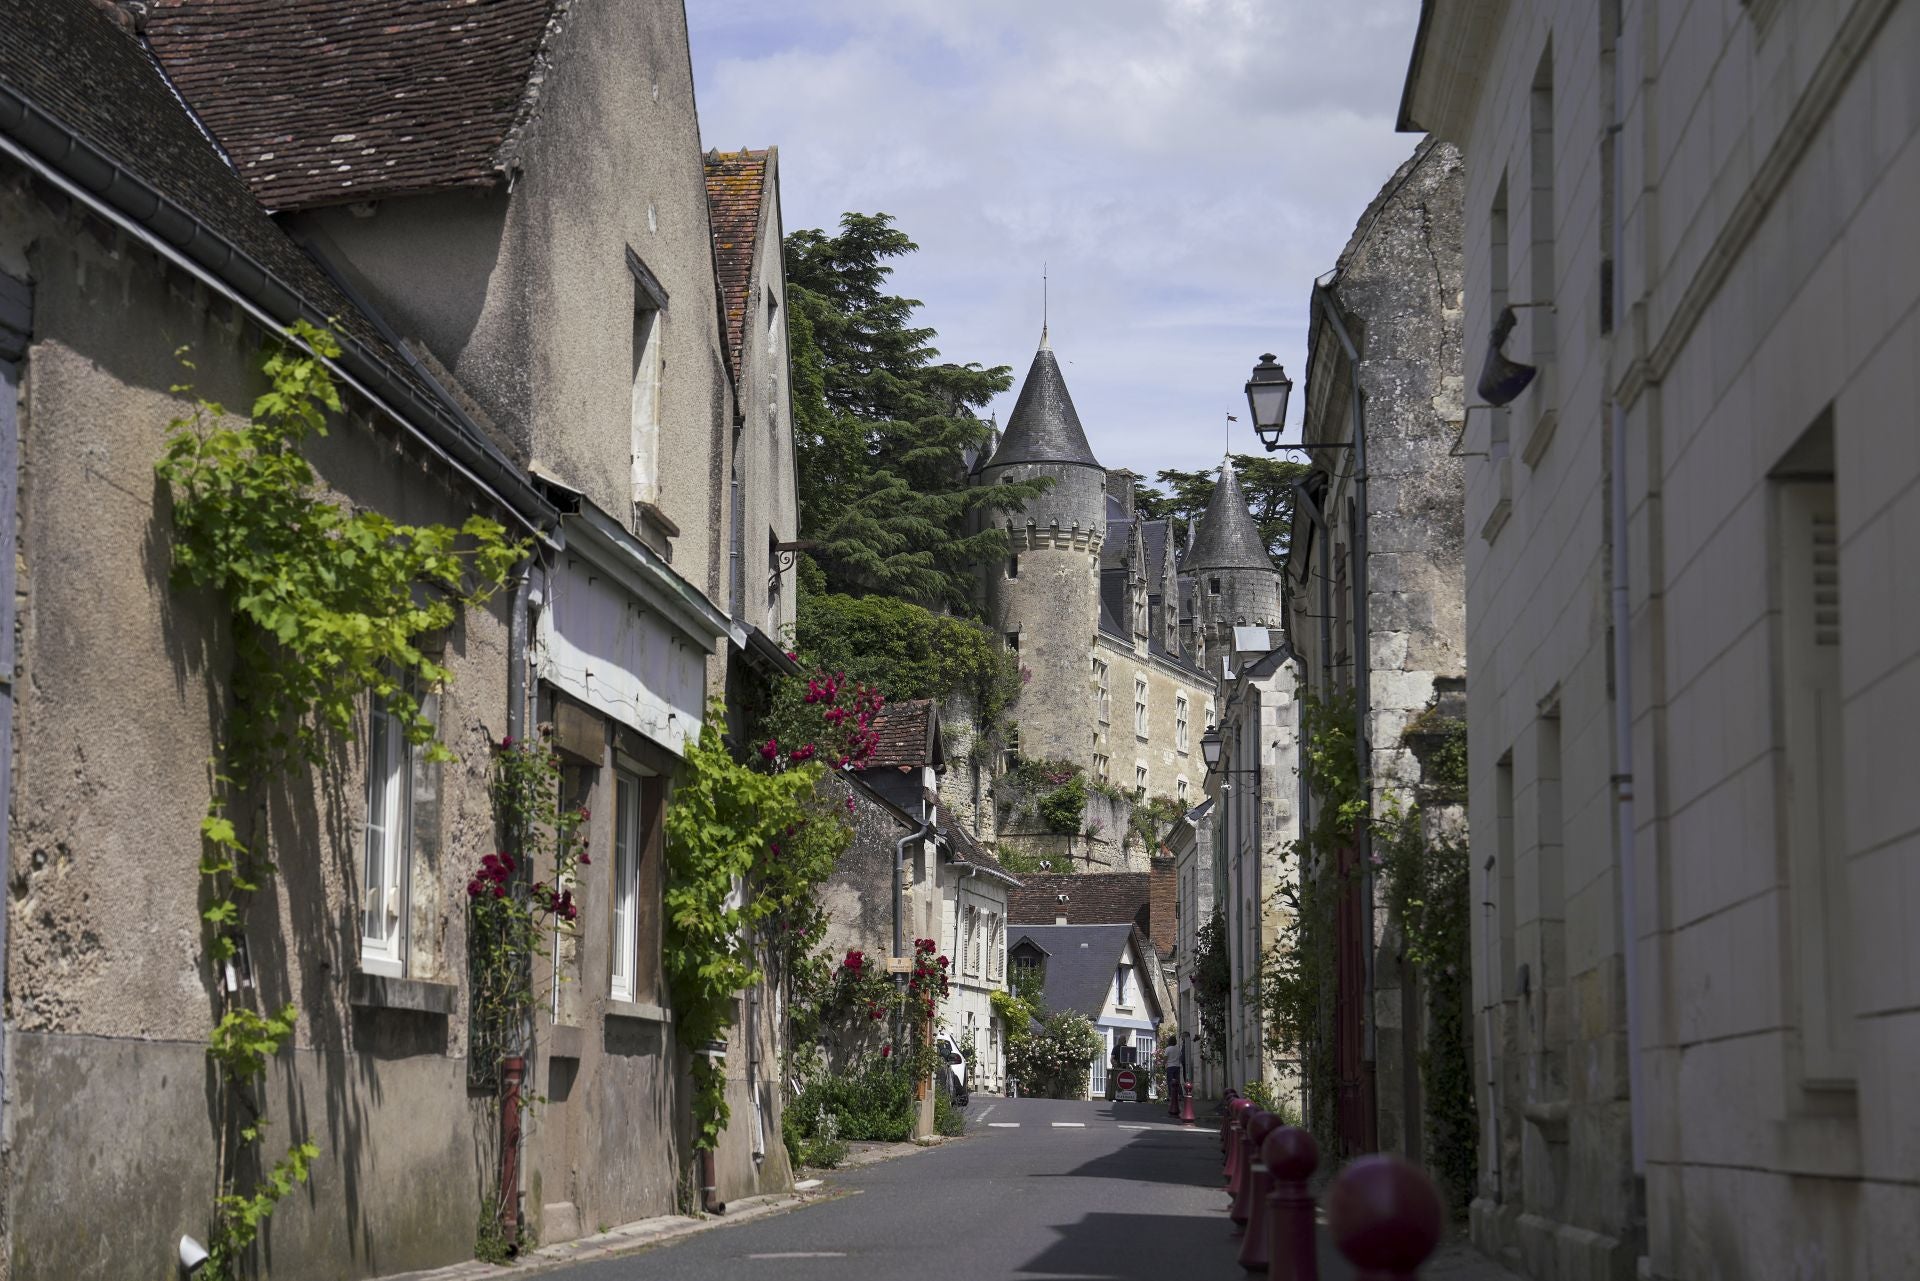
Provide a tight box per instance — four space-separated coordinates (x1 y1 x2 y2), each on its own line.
1008 872 1151 935
863 698 937 770
943 822 1019 887
1189 460 1274 571
985 338 1102 470
1007 923 1161 1023
0 0 525 495
145 0 563 211
704 148 769 384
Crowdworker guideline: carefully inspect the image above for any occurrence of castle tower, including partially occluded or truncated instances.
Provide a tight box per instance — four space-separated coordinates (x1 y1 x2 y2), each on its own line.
1189 459 1284 669
978 331 1106 767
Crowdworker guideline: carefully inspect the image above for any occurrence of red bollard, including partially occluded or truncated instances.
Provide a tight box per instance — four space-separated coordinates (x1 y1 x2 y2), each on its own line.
1236 1111 1283 1269
1221 1089 1241 1156
1226 1099 1254 1195
1264 1126 1321 1281
1326 1154 1444 1281
1224 1097 1250 1183
1182 1084 1196 1126
1231 1110 1279 1228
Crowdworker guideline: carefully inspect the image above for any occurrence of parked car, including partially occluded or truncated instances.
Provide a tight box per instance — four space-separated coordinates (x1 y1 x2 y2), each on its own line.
935 1032 969 1106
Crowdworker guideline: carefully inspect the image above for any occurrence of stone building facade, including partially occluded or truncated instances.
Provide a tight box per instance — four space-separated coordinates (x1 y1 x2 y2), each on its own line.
1403 0 1920 1277
1283 137 1468 1163
974 335 1272 870
0 0 802 1274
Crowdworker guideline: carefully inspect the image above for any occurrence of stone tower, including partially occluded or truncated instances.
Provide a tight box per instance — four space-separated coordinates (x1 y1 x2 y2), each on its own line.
1189 459 1283 668
978 331 1106 768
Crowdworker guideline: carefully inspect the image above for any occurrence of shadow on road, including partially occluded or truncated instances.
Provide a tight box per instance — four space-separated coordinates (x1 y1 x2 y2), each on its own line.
1014 1210 1239 1278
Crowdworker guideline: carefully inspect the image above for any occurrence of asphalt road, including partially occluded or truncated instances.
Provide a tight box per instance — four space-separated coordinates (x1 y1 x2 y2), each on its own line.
549 1095 1352 1281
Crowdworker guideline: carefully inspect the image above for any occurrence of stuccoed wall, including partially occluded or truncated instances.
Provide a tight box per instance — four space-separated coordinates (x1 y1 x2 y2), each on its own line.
295 0 736 614
733 154 799 641
0 178 511 1279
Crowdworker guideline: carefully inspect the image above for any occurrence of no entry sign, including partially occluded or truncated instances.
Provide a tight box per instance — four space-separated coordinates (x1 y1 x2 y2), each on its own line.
1115 1069 1137 1094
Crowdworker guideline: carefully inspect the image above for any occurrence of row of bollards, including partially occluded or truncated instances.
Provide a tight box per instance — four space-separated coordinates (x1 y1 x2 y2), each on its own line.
1217 1093 1444 1280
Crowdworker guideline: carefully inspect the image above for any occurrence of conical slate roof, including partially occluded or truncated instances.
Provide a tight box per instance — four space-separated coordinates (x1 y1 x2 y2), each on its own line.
1188 461 1273 570
985 333 1102 469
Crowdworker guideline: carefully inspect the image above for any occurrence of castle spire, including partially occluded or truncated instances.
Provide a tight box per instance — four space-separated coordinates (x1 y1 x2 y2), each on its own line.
983 334 1100 469
1188 459 1272 569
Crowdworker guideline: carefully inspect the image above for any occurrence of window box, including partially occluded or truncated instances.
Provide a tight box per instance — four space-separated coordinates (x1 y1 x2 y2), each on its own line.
606 999 671 1025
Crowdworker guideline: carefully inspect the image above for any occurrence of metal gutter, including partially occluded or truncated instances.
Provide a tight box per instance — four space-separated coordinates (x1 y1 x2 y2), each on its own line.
0 82 558 535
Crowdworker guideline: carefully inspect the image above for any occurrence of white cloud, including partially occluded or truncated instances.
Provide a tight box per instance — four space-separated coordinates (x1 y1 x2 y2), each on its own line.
688 0 1423 479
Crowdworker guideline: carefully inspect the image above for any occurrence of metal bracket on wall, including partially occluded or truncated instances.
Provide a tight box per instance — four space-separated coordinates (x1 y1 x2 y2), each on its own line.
768 539 818 593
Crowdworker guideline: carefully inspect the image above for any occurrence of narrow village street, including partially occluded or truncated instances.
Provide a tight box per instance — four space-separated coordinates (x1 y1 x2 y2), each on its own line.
545 1099 1305 1281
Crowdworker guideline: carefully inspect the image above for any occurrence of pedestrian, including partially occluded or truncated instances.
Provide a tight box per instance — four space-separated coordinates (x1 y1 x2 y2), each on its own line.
1164 1036 1186 1117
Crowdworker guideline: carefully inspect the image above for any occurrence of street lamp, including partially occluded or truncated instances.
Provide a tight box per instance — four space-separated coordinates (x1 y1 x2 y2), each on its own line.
1200 725 1225 772
1244 354 1292 451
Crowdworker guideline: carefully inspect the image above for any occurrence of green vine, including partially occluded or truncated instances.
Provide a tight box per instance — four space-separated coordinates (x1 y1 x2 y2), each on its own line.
664 703 853 1153
157 322 523 1276
1261 688 1360 1151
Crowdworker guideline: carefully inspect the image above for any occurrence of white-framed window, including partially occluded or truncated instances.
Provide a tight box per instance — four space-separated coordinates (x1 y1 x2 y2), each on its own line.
1090 1028 1110 1096
610 769 644 1002
963 905 979 977
989 915 1004 980
1175 695 1190 753
1134 677 1149 738
1177 776 1190 804
360 696 413 977
1114 962 1134 1010
1093 753 1110 781
1135 762 1148 796
1204 699 1215 730
629 252 668 507
1134 585 1148 637
1093 658 1110 725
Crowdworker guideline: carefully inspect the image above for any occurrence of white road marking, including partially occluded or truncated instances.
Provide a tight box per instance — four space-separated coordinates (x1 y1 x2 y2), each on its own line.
988 1121 1020 1128
1051 1122 1087 1128
750 1253 848 1259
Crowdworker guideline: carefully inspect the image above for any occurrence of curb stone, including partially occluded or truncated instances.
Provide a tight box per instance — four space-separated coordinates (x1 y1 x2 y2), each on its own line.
375 1190 835 1281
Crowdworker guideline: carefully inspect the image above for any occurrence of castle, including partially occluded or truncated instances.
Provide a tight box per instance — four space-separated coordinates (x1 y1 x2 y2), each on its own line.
952 329 1286 871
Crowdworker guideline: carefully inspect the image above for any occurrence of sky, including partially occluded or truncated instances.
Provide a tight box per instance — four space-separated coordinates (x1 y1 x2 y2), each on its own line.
686 0 1423 483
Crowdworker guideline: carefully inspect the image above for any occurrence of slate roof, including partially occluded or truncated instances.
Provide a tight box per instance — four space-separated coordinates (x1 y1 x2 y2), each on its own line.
1009 872 1151 935
1098 571 1131 641
942 822 1019 887
985 337 1101 469
1188 461 1274 571
0 0 540 521
1141 518 1172 584
704 148 769 384
1008 923 1159 1023
145 0 564 211
862 699 938 770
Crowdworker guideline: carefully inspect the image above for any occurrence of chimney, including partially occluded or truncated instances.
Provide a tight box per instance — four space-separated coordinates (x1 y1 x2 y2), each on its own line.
1106 468 1139 520
1148 855 1177 957
1055 891 1070 927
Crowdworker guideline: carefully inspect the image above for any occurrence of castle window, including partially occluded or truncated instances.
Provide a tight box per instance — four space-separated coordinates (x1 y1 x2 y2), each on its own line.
1007 554 1019 579
1093 658 1111 725
1006 631 1020 654
1094 753 1110 780
1209 577 1221 595
1134 678 1149 739
1176 777 1189 804
1175 695 1190 753
1135 763 1148 796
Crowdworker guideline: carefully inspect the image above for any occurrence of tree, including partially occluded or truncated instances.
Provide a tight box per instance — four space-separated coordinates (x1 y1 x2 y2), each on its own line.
1134 453 1311 560
786 213 1051 609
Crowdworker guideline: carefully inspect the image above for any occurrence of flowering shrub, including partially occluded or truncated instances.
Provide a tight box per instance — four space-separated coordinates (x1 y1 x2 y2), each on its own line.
469 733 589 1091
760 670 886 773
1005 1009 1102 1099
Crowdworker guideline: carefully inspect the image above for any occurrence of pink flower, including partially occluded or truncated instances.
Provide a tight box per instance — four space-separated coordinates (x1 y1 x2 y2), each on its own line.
466 879 483 899
500 735 514 749
760 739 779 761
578 850 591 865
881 1044 893 1059
791 744 816 762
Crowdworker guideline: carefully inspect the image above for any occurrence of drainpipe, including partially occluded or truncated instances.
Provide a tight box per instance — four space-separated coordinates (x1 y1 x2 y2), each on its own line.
893 821 931 959
1313 283 1378 1149
1609 8 1647 1179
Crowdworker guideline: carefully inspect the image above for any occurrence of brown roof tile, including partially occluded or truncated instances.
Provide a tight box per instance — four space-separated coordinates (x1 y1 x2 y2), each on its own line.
703 148 768 384
145 0 562 211
1008 873 1153 938
862 698 936 770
